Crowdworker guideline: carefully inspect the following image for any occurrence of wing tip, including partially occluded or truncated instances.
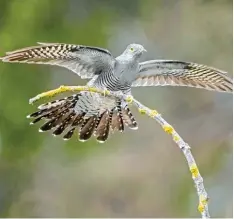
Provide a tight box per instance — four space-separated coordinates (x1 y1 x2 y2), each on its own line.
1 43 51 57
1 58 16 63
37 42 60 46
0 55 25 63
1 56 15 62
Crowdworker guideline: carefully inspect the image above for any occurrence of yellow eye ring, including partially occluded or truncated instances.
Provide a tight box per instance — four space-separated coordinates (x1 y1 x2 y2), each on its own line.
130 47 134 52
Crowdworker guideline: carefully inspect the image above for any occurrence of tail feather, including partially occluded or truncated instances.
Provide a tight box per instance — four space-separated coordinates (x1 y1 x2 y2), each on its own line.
94 114 102 132
72 112 86 126
62 113 86 140
63 127 76 140
39 115 65 132
117 104 124 132
108 108 114 130
95 111 110 143
79 116 97 141
38 95 78 110
30 105 67 124
28 94 79 124
122 106 138 130
27 94 139 142
39 102 76 132
28 105 59 118
111 102 124 132
52 111 76 136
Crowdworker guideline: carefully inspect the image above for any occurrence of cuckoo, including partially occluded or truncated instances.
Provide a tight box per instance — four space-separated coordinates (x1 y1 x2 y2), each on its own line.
1 43 233 142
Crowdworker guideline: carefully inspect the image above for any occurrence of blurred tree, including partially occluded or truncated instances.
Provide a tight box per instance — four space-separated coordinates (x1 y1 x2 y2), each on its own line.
0 0 112 216
0 0 232 217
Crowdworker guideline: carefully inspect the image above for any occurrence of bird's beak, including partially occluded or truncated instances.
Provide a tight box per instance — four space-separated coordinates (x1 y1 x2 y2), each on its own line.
143 48 147 52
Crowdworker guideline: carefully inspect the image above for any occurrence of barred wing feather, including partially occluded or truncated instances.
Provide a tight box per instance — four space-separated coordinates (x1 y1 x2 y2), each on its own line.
132 60 233 93
1 42 115 79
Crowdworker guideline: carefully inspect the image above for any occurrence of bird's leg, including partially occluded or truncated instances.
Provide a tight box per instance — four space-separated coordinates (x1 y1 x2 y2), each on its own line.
102 88 111 97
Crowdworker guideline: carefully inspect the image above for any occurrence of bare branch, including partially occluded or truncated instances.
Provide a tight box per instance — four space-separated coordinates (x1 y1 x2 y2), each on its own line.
129 97 210 219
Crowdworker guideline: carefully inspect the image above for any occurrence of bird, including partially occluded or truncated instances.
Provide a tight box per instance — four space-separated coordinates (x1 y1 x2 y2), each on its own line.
1 42 233 143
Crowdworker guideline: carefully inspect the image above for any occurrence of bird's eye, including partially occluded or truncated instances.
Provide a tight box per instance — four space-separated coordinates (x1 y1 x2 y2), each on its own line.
130 47 134 52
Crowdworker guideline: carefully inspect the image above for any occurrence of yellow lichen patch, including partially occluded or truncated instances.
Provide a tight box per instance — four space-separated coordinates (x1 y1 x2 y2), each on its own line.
103 89 110 96
200 195 208 205
198 202 205 213
84 86 90 91
138 108 146 114
149 110 158 118
190 164 199 178
29 85 76 104
41 88 59 98
173 135 180 142
59 85 66 91
88 87 98 93
197 195 208 213
125 95 133 103
163 125 174 134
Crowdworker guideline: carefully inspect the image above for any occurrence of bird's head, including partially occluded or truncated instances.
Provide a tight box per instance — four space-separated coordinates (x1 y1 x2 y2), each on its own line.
123 43 147 59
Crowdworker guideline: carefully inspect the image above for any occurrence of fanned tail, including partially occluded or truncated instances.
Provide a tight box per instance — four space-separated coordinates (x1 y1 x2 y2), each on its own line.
27 95 139 142
27 94 85 140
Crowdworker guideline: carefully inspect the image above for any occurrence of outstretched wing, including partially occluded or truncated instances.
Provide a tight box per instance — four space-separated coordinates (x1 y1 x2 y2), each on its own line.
132 60 233 93
0 42 115 79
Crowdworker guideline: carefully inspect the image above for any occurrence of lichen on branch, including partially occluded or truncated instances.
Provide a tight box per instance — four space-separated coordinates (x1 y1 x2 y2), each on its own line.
29 85 210 218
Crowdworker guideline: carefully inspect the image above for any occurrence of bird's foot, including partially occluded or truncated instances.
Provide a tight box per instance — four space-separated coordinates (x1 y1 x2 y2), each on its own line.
102 88 111 97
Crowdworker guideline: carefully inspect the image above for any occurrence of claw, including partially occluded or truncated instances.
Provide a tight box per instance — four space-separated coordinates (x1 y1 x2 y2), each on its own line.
103 88 110 97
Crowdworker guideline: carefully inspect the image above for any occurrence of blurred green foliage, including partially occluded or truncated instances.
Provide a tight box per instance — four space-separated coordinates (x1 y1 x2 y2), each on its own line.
0 0 113 216
0 0 232 217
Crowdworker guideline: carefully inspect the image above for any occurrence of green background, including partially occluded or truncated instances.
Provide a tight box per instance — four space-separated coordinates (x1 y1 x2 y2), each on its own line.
0 0 232 217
